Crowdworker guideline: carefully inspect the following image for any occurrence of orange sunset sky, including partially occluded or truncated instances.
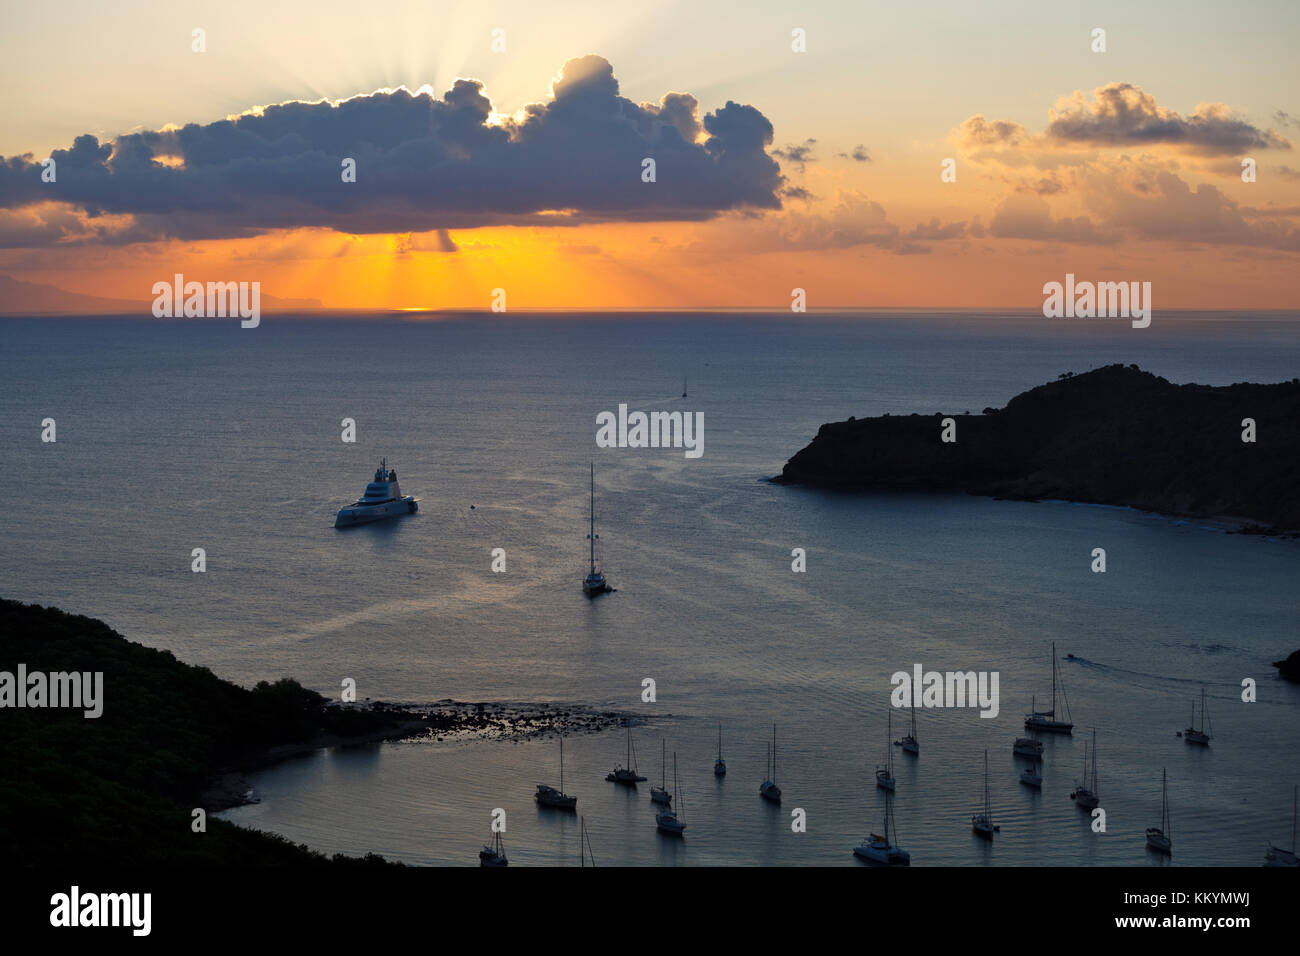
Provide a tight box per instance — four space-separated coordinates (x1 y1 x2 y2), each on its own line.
1 0 1298 311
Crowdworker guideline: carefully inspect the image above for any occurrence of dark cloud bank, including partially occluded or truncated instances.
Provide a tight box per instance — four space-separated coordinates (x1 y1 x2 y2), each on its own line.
0 56 785 246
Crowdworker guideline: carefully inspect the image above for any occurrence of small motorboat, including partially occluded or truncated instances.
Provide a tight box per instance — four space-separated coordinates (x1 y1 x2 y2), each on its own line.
1013 737 1044 760
334 458 417 527
1020 766 1042 789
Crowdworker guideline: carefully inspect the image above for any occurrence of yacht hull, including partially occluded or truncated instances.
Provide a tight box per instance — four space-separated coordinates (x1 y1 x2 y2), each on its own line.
335 497 417 527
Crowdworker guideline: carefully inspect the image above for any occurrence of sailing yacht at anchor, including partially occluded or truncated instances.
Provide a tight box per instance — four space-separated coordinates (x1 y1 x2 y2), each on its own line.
1181 687 1212 746
605 725 646 785
875 712 896 791
895 691 919 754
853 789 910 866
535 736 577 810
1145 767 1172 855
582 463 612 597
1024 642 1073 734
759 723 782 803
650 738 673 805
655 753 686 836
714 724 726 777
971 749 996 838
1264 784 1298 867
1071 728 1100 811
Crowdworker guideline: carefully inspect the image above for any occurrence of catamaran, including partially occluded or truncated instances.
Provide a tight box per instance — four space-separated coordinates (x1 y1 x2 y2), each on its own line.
655 753 687 836
895 692 919 754
971 749 996 837
853 789 910 866
479 830 508 867
875 712 896 791
760 723 782 803
1264 784 1298 867
582 463 612 597
1024 642 1073 734
334 458 417 527
1145 767 1172 855
714 723 727 777
605 725 646 785
1182 687 1212 746
535 736 578 810
650 738 673 805
1071 729 1100 811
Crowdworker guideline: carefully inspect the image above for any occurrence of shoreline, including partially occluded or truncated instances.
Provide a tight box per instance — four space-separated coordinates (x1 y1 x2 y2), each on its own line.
202 701 629 812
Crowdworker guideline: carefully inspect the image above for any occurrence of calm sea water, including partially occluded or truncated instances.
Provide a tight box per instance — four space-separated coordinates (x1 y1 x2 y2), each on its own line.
3 311 1299 866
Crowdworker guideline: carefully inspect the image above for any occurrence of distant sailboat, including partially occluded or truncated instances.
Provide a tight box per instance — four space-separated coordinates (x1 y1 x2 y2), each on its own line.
1013 735 1044 761
650 738 673 805
1071 728 1100 810
1025 642 1073 734
714 723 726 777
971 749 996 837
479 830 508 867
582 463 612 597
578 815 597 867
853 789 910 866
895 692 919 754
1145 767 1172 855
605 724 646 785
1182 688 1212 746
1264 784 1298 867
875 711 896 791
760 723 782 803
655 753 686 836
682 377 687 398
535 736 578 810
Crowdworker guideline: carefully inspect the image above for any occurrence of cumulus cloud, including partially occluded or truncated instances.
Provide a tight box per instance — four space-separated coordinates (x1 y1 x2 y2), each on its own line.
773 138 816 171
0 55 784 247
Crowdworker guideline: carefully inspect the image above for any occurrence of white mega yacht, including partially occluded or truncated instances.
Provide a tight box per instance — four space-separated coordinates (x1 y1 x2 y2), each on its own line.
334 459 417 527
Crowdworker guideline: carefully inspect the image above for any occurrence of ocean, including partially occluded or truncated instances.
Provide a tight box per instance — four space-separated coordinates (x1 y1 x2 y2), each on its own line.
2 310 1298 866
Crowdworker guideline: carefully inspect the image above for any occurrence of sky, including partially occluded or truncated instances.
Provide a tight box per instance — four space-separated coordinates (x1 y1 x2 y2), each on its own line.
1 0 1298 310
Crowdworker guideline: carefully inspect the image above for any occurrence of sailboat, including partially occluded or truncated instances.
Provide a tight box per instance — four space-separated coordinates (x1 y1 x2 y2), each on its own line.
1264 784 1299 867
682 377 687 398
875 711 896 791
578 815 597 867
655 753 687 836
1145 767 1172 855
582 464 612 597
1071 728 1100 810
535 736 578 810
1019 763 1043 789
1181 688 1212 746
650 738 673 805
853 789 910 865
759 723 782 803
605 724 646 785
479 830 508 867
895 693 919 754
1024 642 1073 734
1013 733 1044 760
714 724 726 776
971 749 996 837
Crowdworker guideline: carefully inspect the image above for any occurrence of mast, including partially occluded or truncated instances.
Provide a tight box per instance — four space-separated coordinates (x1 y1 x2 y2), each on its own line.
560 737 564 793
588 464 596 575
661 738 666 790
977 749 987 816
1051 642 1058 716
1090 728 1098 793
717 723 722 761
773 723 778 785
910 687 918 738
1161 767 1169 835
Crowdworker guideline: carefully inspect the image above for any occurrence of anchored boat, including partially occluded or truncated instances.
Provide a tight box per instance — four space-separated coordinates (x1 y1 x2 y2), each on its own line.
535 737 578 810
1145 767 1172 856
1024 642 1073 734
582 464 612 597
853 789 910 866
334 458 417 527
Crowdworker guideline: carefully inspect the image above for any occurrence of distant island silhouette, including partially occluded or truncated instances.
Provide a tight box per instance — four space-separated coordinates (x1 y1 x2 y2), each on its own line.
776 364 1300 533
